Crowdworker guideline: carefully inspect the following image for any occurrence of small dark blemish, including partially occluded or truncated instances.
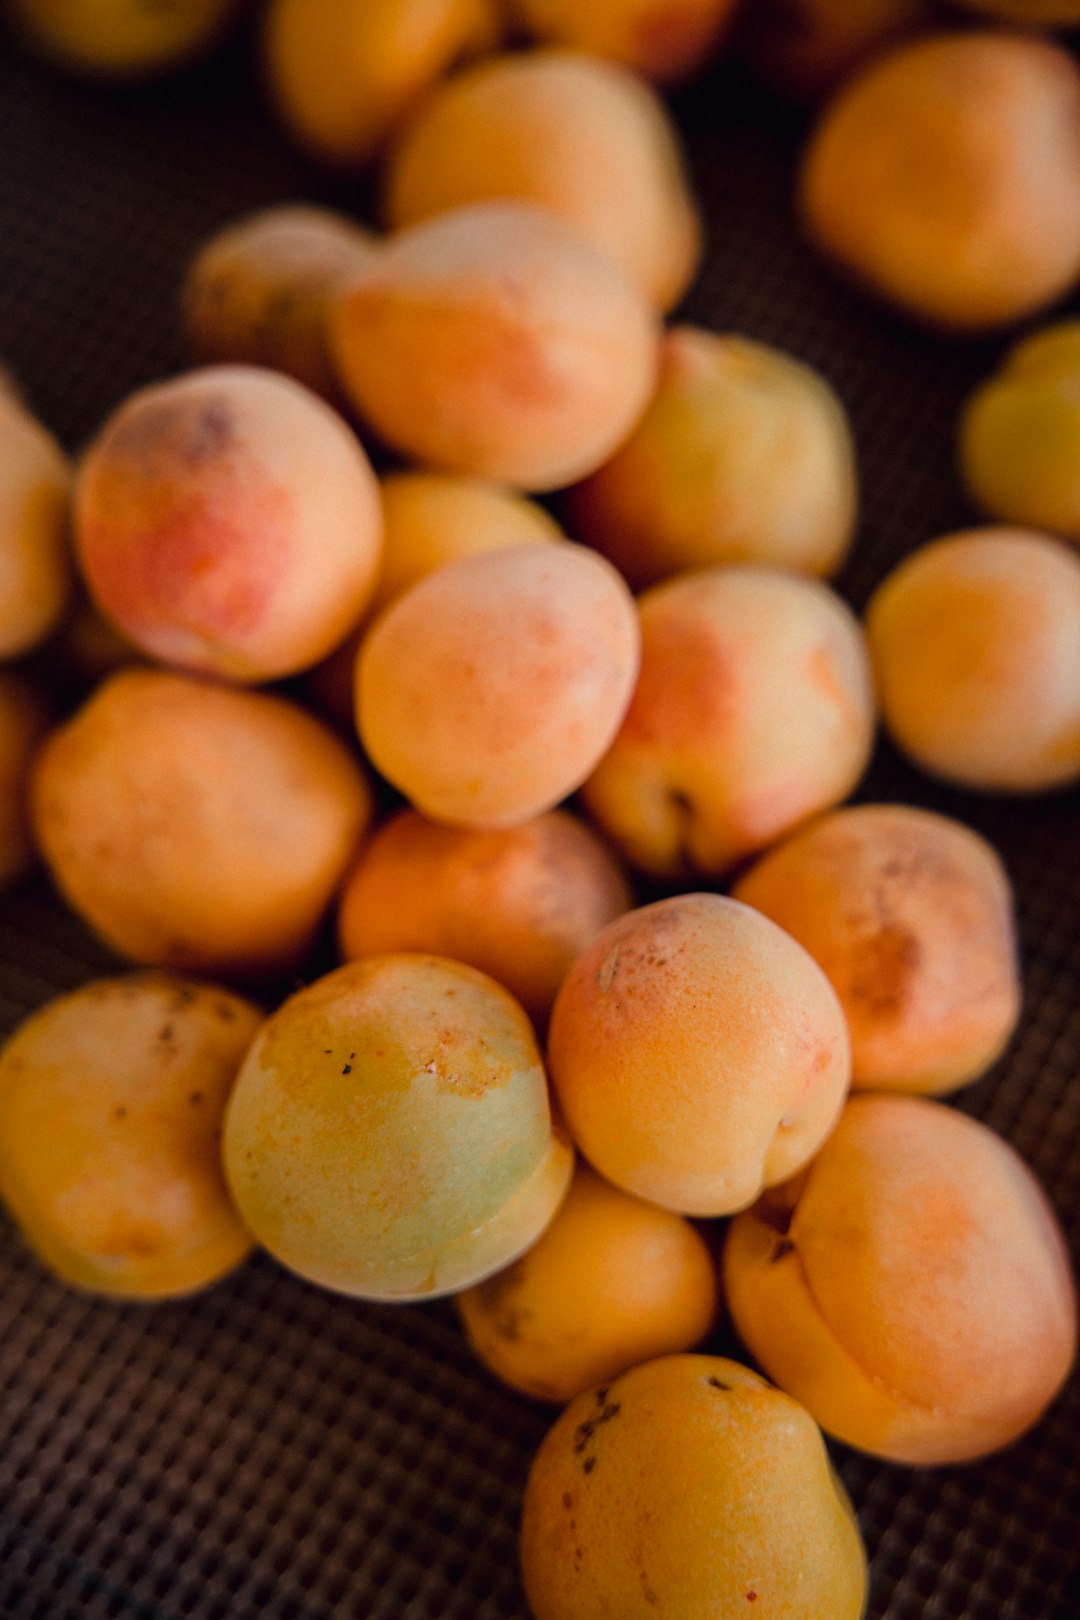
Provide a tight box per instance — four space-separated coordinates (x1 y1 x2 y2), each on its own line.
189 1091 203 1107
342 1064 352 1075
595 1386 610 1404
747 1592 758 1603
583 1456 596 1475
215 1002 237 1022
562 1492 573 1512
114 1106 127 1120
771 1238 796 1262
158 1023 175 1042
707 1376 731 1391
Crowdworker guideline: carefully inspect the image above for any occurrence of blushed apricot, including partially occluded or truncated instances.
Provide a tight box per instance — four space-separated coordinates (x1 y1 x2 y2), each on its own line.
457 1162 717 1403
30 668 374 978
182 205 379 404
865 527 1080 791
74 365 383 683
222 954 573 1300
383 49 702 311
331 202 661 491
264 0 499 169
338 807 632 1025
739 0 932 101
507 0 737 83
0 394 72 661
520 1355 868 1620
7 0 238 75
0 973 261 1299
724 1093 1078 1464
547 893 852 1217
357 542 640 829
582 565 876 879
0 673 51 888
566 327 857 589
733 804 1022 1093
799 31 1080 329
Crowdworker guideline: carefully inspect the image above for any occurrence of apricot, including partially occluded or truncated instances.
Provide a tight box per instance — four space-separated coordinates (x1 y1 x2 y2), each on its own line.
799 31 1080 329
74 364 383 684
959 321 1080 541
547 893 852 1217
733 804 1022 1093
520 1354 868 1620
0 393 72 661
182 205 380 405
6 0 238 75
507 0 737 83
950 0 1080 18
457 1162 717 1403
30 668 374 978
0 673 51 888
739 0 932 101
333 202 660 491
582 565 876 879
222 954 573 1300
383 49 702 312
724 1093 1078 1464
865 526 1080 791
357 542 640 829
264 0 499 170
0 973 261 1299
338 807 632 1025
566 326 858 589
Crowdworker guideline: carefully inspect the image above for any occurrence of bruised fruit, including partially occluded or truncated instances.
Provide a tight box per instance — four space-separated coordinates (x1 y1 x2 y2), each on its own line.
733 803 1022 1093
724 1093 1078 1464
520 1354 868 1620
222 954 573 1300
546 893 852 1217
457 1161 717 1402
0 972 261 1298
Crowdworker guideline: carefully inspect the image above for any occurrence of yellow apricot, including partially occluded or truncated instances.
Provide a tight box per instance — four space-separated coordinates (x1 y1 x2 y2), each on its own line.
799 31 1080 328
521 1355 868 1620
547 893 852 1217
0 672 51 888
457 1162 717 1402
865 526 1080 791
507 0 738 83
222 954 573 1300
0 393 72 661
724 1094 1078 1464
383 48 702 311
0 973 261 1299
7 0 238 74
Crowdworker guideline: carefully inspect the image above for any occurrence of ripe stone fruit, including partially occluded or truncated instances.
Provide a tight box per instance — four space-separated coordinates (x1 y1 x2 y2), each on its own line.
0 391 72 661
222 954 573 1300
546 892 852 1216
520 1354 868 1620
0 972 261 1299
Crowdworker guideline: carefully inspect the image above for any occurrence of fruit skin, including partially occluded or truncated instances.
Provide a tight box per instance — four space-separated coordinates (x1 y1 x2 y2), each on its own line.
565 326 858 589
520 1354 868 1620
546 892 852 1217
74 364 384 684
506 0 739 84
356 542 640 830
457 1161 717 1403
864 526 1080 792
0 393 72 661
330 201 661 492
724 1093 1078 1465
0 972 261 1299
222 954 573 1301
7 0 239 76
799 31 1080 329
383 48 702 312
732 803 1022 1093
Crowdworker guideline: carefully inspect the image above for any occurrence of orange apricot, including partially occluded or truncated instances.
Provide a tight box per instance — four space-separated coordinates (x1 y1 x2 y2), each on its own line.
7 0 239 75
546 893 852 1217
0 393 72 661
724 1093 1078 1464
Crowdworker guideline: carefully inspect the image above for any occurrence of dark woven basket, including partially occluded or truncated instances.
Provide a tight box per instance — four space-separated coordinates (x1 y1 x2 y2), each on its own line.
0 14 1077 1619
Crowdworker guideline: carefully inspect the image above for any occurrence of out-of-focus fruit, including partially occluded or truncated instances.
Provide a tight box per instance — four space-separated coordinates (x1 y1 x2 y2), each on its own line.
865 526 1080 791
520 1354 868 1620
582 565 876 878
547 892 852 1217
264 0 500 169
506 0 739 83
949 0 1080 20
6 0 238 75
74 364 383 683
0 393 72 661
566 326 857 588
338 807 632 1025
799 31 1080 329
0 972 261 1298
331 201 660 491
0 672 51 888
357 542 640 829
222 954 573 1300
182 205 380 404
724 1093 1078 1464
383 48 702 311
30 668 374 978
740 0 932 101
457 1161 717 1402
733 803 1022 1093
